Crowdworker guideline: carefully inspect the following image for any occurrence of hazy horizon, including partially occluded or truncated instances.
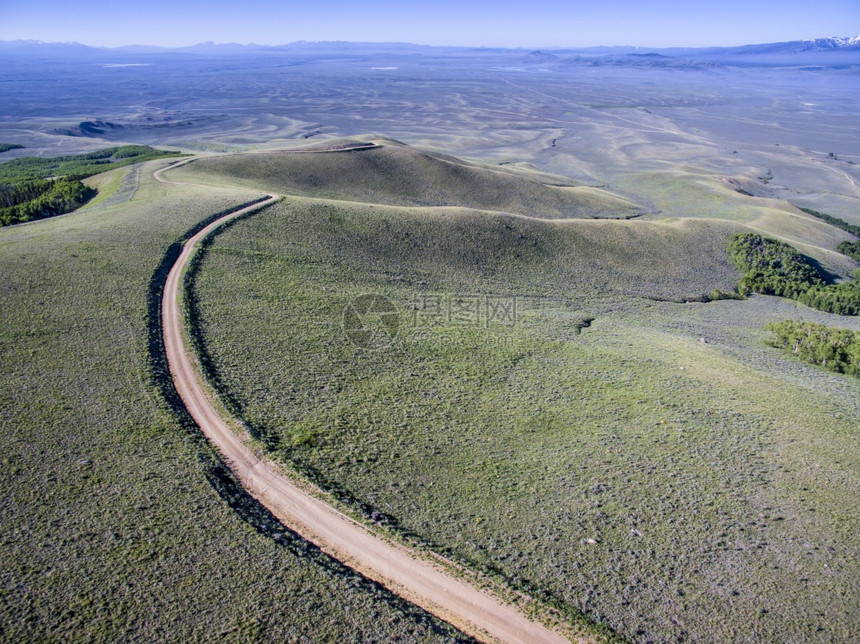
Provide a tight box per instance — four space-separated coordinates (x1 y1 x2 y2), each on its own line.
1 0 858 50
3 35 860 52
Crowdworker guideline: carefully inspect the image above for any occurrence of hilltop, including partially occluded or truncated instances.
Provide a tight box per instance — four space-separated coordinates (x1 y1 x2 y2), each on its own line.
170 139 642 219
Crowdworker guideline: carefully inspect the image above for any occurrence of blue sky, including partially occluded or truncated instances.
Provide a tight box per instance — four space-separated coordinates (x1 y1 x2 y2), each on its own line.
1 0 858 49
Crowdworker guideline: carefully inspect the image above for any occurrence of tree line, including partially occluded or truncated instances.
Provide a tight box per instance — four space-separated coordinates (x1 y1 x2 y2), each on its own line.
0 179 95 226
728 233 860 315
799 207 860 237
767 319 860 377
798 207 860 262
0 145 184 227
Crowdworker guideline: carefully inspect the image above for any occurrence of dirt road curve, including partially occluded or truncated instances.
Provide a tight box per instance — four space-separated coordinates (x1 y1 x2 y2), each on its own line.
156 160 573 644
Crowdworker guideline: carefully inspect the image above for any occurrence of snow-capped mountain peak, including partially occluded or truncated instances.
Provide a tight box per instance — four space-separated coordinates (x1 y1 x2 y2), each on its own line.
800 36 860 50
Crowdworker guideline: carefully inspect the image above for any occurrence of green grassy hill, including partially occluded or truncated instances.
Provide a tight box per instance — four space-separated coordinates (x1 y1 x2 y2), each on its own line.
170 139 642 219
0 162 469 643
5 143 859 643
188 192 860 643
211 197 742 301
619 172 859 278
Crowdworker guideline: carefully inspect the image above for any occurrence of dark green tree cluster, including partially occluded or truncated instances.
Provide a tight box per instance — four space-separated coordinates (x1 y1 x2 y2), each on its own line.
767 319 860 376
0 143 24 154
728 233 825 295
837 240 860 263
0 179 53 208
799 278 860 315
728 233 860 315
0 145 184 227
0 179 95 226
0 145 182 184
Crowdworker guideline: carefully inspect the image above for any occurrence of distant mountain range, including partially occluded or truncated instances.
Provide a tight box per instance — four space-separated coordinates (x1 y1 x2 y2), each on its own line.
1 36 858 68
783 36 860 51
693 35 860 55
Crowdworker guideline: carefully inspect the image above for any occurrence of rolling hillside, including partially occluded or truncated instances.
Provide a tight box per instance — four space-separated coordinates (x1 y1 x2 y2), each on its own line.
189 191 860 643
170 139 642 220
0 161 468 643
4 140 858 643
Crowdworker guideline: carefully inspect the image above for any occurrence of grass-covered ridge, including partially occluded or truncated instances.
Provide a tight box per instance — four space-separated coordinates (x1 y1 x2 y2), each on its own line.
796 207 860 263
169 139 642 219
0 164 469 642
729 232 860 315
190 196 860 642
798 207 860 238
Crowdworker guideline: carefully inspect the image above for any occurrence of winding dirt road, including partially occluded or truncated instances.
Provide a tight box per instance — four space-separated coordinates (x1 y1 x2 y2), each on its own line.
156 159 574 644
